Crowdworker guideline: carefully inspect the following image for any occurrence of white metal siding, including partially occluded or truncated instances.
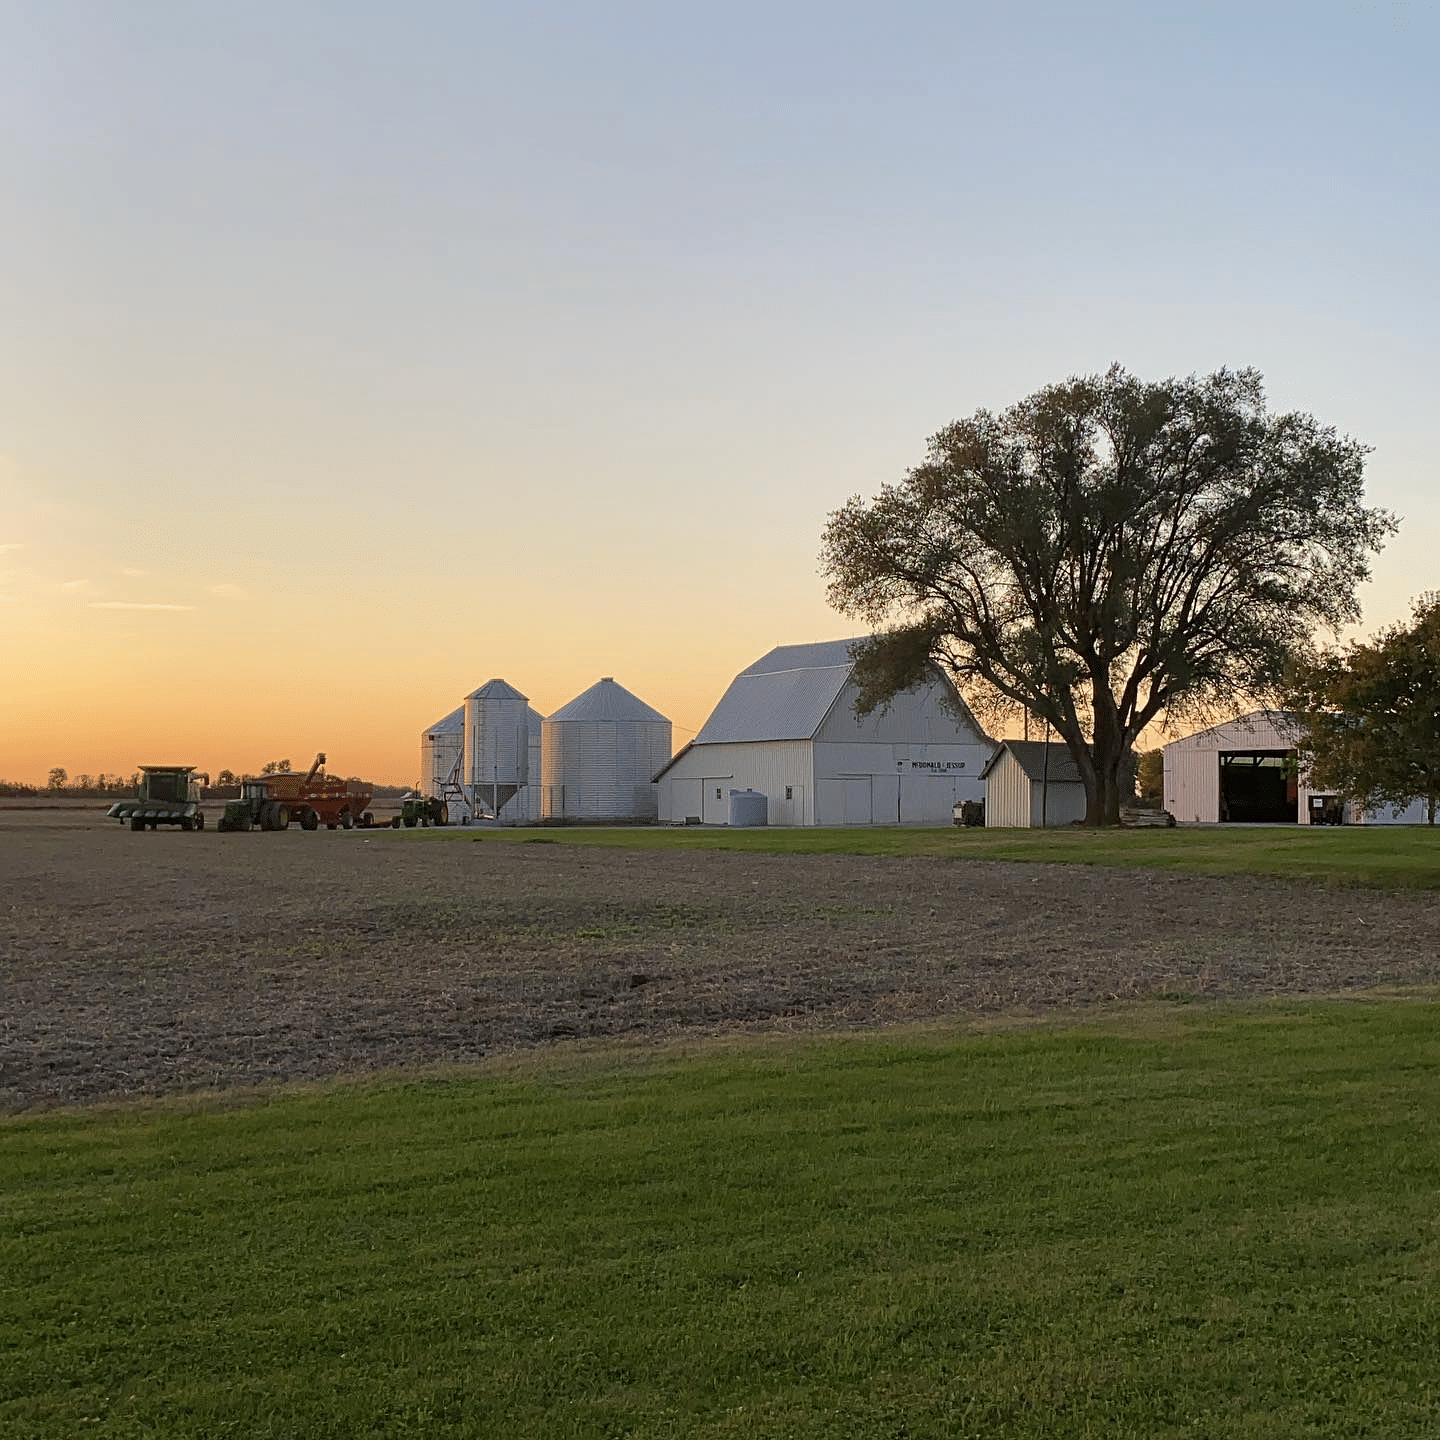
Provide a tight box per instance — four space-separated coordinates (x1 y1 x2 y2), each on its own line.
1164 748 1220 823
985 751 1032 827
657 740 813 825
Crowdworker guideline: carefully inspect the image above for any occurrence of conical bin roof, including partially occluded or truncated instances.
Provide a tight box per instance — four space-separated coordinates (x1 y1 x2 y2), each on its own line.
547 677 668 725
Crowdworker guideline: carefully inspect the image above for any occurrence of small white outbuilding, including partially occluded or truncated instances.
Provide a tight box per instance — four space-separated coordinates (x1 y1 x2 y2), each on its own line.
981 740 1089 828
654 637 992 826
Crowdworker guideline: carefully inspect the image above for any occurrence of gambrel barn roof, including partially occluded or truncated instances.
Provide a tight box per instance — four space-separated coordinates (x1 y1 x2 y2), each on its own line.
692 638 864 745
655 637 989 782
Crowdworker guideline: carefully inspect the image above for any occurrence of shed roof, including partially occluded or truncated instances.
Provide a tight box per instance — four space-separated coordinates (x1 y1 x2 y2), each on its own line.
982 739 1086 786
547 677 668 725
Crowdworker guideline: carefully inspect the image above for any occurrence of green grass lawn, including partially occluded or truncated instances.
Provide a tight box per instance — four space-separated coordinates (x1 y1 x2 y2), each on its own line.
6 999 1440 1437
430 821 1440 889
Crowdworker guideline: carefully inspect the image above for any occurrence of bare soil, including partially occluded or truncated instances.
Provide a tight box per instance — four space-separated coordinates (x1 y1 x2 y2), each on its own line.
5 808 1440 1109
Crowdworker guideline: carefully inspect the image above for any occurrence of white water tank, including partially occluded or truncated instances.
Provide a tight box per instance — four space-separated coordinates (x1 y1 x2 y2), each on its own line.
541 678 671 821
464 679 530 818
729 789 768 827
420 706 465 798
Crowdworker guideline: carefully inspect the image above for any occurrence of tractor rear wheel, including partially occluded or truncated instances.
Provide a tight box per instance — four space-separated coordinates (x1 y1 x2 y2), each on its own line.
404 816 417 828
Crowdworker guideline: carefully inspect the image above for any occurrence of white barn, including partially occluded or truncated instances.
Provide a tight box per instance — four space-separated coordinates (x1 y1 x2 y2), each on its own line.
1163 711 1427 825
654 638 992 826
982 740 1089 828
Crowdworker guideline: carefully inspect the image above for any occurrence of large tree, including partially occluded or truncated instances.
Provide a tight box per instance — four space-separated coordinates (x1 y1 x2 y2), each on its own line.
1285 594 1440 824
821 365 1393 826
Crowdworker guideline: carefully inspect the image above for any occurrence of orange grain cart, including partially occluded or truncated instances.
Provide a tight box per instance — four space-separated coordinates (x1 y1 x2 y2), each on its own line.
217 753 383 831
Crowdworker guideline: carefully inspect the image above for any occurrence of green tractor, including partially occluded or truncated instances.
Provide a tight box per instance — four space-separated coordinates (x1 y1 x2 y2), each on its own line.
107 766 209 831
400 796 450 828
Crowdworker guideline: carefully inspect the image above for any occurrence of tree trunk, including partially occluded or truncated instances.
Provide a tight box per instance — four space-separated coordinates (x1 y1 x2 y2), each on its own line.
1084 681 1128 827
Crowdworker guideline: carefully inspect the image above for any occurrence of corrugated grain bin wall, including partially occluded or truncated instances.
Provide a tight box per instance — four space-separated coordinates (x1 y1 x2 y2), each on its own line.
420 706 465 798
541 678 672 821
464 680 530 789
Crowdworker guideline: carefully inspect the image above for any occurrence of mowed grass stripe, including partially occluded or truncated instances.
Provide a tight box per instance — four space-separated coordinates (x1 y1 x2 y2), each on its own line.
5 1001 1440 1437
415 823 1440 890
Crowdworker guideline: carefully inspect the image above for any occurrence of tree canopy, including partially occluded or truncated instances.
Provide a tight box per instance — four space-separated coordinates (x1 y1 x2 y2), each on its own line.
1285 594 1440 824
821 365 1393 826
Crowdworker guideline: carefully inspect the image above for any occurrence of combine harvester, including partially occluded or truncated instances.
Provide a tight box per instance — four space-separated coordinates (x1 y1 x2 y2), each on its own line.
217 753 389 832
107 766 210 831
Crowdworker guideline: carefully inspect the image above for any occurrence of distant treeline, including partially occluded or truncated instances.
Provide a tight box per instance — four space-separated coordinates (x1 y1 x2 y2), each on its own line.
4 768 412 800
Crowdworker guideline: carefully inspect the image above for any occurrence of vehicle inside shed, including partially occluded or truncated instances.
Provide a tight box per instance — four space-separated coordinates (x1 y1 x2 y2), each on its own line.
1219 750 1298 823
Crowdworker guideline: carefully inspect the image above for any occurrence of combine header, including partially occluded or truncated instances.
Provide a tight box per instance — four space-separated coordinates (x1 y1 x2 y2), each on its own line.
217 753 380 832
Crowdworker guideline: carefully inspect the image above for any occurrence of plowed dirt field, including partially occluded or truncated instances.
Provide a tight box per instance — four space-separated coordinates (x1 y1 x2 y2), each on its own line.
6 808 1440 1108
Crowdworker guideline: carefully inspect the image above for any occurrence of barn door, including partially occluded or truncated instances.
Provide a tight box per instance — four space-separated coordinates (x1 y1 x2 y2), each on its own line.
842 777 872 825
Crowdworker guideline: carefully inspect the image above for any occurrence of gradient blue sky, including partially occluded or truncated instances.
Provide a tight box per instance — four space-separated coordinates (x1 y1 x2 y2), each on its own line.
2 0 1435 782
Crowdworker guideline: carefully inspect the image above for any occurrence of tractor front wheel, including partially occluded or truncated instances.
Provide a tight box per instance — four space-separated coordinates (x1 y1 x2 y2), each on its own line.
195 813 205 831
276 805 291 831
130 817 144 832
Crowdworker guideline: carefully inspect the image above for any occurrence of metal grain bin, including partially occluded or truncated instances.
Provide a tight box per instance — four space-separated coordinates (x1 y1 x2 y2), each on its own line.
420 705 465 799
464 679 531 819
541 678 671 821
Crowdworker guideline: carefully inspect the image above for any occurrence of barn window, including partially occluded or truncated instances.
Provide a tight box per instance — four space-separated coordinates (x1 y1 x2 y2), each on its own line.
785 786 793 800
715 787 722 800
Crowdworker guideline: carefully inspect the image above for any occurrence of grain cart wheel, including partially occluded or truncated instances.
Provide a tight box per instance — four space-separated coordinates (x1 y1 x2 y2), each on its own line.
300 809 318 831
130 817 145 832
341 810 353 830
326 822 338 830
391 816 402 828
361 812 375 828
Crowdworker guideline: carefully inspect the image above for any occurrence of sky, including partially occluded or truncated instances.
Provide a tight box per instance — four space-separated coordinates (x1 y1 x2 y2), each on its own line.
2 0 1436 784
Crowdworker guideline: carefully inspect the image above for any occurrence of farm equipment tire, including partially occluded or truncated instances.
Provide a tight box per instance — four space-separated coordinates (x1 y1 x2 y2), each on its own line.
436 802 450 826
340 810 353 830
327 822 338 830
391 817 402 828
360 812 375 828
300 809 318 831
276 805 291 831
260 803 275 831
404 816 417 828
130 817 144 832
180 817 193 832
195 814 205 831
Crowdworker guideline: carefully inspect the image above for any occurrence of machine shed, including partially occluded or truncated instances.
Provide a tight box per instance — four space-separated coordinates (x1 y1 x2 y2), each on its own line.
1163 711 1427 825
655 637 992 826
